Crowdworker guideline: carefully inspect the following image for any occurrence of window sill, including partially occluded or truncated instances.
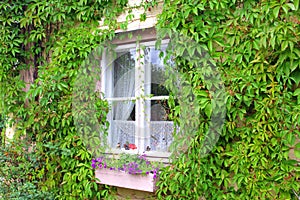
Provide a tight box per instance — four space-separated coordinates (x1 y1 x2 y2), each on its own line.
95 168 157 192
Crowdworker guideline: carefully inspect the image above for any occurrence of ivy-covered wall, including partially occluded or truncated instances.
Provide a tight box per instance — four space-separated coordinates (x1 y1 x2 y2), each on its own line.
156 0 300 199
0 0 127 199
0 0 299 199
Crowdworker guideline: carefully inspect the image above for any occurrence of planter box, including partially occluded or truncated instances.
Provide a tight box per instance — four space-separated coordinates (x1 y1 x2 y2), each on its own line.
95 168 156 192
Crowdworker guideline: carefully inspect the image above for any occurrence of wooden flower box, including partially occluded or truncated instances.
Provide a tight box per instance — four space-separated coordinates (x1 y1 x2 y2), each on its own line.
95 168 157 192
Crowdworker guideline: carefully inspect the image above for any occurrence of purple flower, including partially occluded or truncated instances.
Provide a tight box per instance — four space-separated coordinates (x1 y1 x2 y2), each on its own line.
92 158 103 169
91 159 97 169
91 153 160 180
91 163 96 169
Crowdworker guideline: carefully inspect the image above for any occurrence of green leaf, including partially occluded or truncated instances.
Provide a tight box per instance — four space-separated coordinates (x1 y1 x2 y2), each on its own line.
204 103 212 118
295 148 300 159
261 36 267 48
269 36 276 49
196 90 209 97
253 39 260 50
281 41 288 51
282 4 289 13
291 71 300 85
208 40 213 52
273 6 280 18
294 0 299 10
286 3 296 10
293 88 300 96
140 13 146 21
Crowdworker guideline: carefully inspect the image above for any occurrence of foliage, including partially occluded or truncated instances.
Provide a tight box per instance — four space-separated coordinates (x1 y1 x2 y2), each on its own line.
0 139 54 199
0 115 7 143
1 0 299 199
0 0 159 199
0 0 126 199
156 0 300 199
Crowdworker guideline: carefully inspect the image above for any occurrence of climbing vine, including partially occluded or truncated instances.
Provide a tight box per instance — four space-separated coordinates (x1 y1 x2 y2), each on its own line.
156 0 300 199
0 0 153 199
1 0 299 199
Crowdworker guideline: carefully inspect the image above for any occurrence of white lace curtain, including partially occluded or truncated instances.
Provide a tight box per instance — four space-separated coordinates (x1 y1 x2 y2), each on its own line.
113 69 135 120
111 51 136 147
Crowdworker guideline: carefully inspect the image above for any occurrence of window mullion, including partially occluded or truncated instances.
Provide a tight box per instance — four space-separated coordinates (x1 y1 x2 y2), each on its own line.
135 43 142 153
135 43 150 153
144 46 151 152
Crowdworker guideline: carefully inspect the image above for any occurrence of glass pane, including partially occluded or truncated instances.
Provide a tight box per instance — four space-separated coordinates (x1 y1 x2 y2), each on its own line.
113 49 136 97
109 49 136 150
150 121 174 152
149 99 173 152
144 45 169 96
110 120 135 149
112 101 135 121
150 100 171 121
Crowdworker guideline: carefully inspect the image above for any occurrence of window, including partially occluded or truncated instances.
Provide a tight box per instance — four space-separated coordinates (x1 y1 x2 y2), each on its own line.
101 40 173 154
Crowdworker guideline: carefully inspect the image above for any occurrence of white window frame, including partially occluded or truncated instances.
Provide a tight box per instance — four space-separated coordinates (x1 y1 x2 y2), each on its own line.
101 39 172 156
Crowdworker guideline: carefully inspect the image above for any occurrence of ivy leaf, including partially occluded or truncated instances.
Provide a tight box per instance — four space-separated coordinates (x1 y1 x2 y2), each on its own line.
293 88 300 104
295 143 300 158
204 103 212 118
282 4 290 13
273 6 280 18
286 3 296 10
208 40 213 52
281 41 288 51
294 0 299 10
140 13 146 21
293 88 300 97
269 36 276 49
196 90 209 97
291 71 300 85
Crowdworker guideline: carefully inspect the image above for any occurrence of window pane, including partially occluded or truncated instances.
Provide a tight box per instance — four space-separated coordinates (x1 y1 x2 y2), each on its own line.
143 44 173 152
113 49 136 97
111 100 135 148
150 121 173 152
144 45 169 96
149 99 173 152
109 49 137 150
150 100 171 121
111 120 135 149
112 101 135 121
